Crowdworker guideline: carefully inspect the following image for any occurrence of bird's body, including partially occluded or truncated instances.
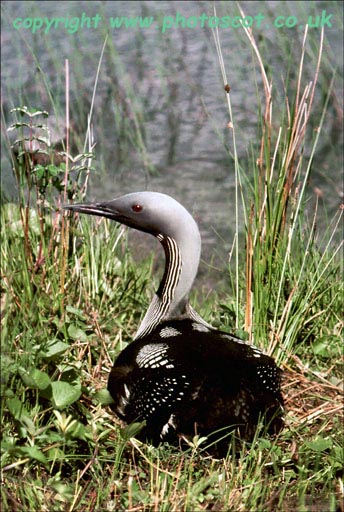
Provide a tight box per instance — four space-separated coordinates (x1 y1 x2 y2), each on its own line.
65 192 284 454
108 318 283 449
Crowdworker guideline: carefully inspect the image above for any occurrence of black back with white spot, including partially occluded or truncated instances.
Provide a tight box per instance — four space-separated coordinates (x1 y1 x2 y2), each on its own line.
108 319 284 449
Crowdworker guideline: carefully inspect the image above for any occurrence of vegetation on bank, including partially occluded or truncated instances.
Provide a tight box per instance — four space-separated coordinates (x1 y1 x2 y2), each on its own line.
1 14 343 512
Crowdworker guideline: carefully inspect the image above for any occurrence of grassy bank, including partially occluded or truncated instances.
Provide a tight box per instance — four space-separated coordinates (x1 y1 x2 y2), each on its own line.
1 190 342 510
1 19 343 512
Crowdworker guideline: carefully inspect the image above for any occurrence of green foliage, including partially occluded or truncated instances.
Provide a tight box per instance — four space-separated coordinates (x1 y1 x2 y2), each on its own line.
215 24 343 369
2 127 342 512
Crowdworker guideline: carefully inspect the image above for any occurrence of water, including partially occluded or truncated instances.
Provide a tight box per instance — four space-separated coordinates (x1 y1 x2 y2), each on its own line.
1 1 343 272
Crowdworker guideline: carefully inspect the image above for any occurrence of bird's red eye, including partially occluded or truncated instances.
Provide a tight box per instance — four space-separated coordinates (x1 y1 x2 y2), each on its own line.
132 203 143 213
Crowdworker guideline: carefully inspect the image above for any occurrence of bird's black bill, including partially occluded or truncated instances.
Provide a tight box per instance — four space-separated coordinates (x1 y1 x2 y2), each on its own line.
64 202 129 224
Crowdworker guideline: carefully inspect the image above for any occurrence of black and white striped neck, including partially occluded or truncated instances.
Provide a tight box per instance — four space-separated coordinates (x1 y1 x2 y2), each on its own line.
135 229 212 338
